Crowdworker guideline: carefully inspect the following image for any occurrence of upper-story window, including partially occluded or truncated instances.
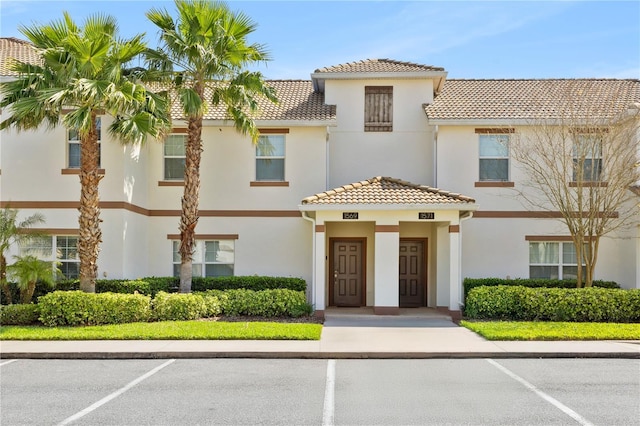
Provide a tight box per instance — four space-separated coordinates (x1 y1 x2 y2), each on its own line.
164 134 187 180
364 86 393 132
68 117 101 168
573 133 603 182
256 134 285 181
479 133 510 182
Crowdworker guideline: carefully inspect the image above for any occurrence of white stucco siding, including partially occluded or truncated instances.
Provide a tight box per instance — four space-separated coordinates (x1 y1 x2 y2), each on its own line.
324 79 435 188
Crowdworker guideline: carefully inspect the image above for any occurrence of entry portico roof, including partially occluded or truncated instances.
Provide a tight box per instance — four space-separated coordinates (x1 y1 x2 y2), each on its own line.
300 177 476 210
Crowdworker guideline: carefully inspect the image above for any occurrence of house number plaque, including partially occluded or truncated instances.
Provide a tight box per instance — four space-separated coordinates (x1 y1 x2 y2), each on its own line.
418 212 435 220
343 212 359 220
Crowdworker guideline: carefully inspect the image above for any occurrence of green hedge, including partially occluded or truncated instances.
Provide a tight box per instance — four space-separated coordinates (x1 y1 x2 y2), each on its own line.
202 289 312 317
463 278 619 301
0 303 40 325
192 276 306 292
152 292 221 321
38 291 152 326
465 286 640 322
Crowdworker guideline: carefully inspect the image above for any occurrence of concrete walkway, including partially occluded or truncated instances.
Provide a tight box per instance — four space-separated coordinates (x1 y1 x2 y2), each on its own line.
1 309 639 359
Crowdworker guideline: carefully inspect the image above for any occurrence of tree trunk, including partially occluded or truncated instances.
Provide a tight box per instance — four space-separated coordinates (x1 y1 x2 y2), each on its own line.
78 112 102 293
179 109 203 293
21 280 36 304
0 254 12 304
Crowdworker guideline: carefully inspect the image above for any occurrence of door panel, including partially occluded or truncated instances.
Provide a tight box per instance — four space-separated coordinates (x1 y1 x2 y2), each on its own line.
399 240 426 307
332 240 363 306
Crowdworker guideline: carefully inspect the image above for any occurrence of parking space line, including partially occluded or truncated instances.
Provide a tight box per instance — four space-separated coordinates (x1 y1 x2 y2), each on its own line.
56 359 176 426
322 359 336 426
0 360 18 367
486 359 594 426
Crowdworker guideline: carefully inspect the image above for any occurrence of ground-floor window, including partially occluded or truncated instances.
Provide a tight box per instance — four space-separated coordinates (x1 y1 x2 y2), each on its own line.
19 235 79 279
529 241 585 279
172 240 234 277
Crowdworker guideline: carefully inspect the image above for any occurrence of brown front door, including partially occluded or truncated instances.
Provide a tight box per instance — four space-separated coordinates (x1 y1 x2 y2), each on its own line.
330 239 365 307
399 239 426 307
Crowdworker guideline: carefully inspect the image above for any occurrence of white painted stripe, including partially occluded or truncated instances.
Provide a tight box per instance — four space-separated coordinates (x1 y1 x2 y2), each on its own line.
486 359 594 426
57 359 175 426
322 359 336 426
0 360 18 367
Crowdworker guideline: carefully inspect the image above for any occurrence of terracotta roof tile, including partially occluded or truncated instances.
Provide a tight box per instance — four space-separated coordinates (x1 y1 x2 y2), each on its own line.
170 80 335 122
314 58 445 74
0 37 41 76
425 79 640 121
301 177 475 205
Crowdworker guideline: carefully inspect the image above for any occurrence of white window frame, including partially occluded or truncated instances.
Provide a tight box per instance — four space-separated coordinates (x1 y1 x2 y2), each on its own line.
255 134 286 181
529 241 586 280
164 133 187 180
68 117 101 169
479 133 510 182
172 240 235 278
573 133 603 182
19 235 79 280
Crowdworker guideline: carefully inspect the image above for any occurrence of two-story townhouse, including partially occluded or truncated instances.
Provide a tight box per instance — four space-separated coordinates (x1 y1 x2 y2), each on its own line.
2 38 639 318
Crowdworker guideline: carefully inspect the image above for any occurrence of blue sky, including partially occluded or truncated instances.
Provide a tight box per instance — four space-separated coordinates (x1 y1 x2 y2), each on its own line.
1 1 638 80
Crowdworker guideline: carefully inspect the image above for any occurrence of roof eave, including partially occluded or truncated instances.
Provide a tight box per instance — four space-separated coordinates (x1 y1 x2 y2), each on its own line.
199 118 337 127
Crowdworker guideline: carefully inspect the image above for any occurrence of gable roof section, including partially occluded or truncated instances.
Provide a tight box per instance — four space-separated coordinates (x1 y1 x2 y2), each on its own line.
0 37 40 76
314 59 445 74
424 79 640 123
170 80 336 123
301 176 475 207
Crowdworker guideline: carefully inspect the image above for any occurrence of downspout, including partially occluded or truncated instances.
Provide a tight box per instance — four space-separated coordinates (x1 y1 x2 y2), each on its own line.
325 127 330 190
434 125 439 187
301 211 316 309
458 210 474 309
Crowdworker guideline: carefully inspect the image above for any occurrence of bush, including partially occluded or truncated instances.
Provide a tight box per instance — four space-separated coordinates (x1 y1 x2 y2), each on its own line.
465 286 640 322
192 276 306 292
141 277 179 295
463 277 619 301
151 292 220 321
97 280 151 295
38 291 151 326
0 303 40 325
202 289 311 317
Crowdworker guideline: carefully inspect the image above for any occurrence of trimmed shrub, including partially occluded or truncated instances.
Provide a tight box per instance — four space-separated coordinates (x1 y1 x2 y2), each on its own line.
463 278 620 301
97 280 151 295
202 289 311 317
152 292 213 321
38 291 151 326
465 286 640 322
0 303 40 325
192 276 306 292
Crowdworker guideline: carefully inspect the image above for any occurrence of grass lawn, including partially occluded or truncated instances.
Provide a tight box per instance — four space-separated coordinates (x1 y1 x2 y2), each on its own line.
460 320 640 341
0 320 323 341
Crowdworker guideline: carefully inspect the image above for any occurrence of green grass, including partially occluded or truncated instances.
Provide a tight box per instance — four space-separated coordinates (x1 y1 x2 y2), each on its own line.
460 320 640 341
0 321 323 341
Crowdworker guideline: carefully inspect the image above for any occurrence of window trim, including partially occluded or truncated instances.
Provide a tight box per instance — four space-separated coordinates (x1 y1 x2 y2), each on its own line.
163 131 187 181
67 117 101 169
478 133 511 183
255 134 286 182
170 236 237 278
19 234 80 280
528 239 586 280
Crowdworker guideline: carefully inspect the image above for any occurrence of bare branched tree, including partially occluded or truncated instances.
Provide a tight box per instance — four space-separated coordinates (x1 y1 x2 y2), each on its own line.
510 81 639 287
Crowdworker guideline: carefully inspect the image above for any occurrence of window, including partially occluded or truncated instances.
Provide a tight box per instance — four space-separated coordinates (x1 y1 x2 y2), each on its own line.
164 134 187 180
68 117 101 168
573 134 603 181
364 86 393 132
20 235 79 279
172 240 234 277
479 134 509 181
256 135 285 181
529 242 586 280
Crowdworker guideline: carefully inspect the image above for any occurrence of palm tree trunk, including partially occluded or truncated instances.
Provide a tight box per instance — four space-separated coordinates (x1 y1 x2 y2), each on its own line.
78 112 102 293
179 113 203 293
0 254 12 304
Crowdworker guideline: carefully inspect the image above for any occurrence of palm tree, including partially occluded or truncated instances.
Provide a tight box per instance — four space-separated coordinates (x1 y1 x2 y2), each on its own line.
0 208 45 304
146 0 278 293
0 13 171 293
7 255 60 304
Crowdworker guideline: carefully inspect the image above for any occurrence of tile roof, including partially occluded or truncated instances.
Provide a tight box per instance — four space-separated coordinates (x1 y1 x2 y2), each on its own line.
0 37 41 76
169 80 335 122
424 79 640 121
301 176 475 205
314 59 445 74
